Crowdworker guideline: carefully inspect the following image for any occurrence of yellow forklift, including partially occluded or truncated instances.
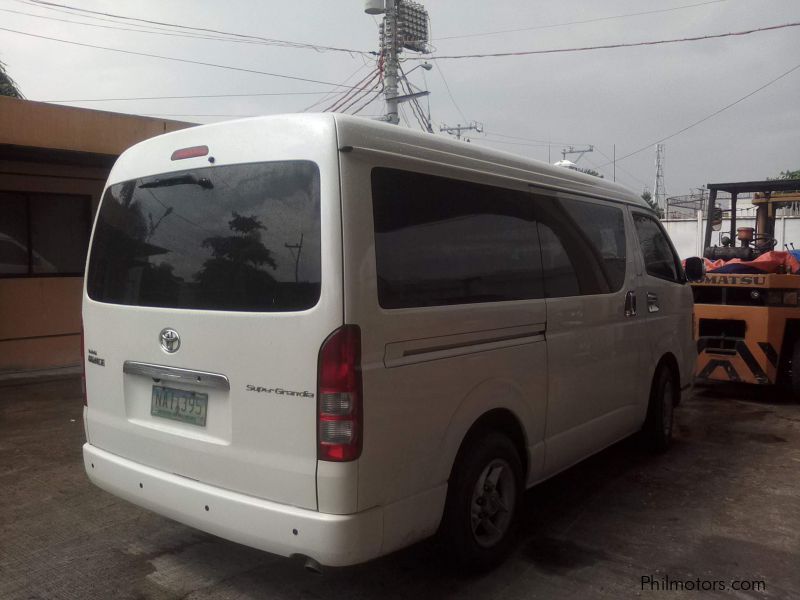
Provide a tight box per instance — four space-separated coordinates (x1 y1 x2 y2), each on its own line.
691 179 800 390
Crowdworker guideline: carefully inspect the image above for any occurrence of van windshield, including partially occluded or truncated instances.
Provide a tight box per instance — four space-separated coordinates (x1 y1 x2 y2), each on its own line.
87 161 321 312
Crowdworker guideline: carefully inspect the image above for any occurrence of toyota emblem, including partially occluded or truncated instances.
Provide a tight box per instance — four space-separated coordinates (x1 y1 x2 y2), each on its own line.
159 328 181 353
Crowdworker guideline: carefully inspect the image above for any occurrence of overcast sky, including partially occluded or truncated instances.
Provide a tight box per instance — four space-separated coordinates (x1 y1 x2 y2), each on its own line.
2 0 799 197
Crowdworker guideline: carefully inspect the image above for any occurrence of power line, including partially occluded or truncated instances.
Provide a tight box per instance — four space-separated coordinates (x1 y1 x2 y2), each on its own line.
351 87 385 116
483 131 587 146
0 7 313 47
435 62 467 122
302 62 373 112
41 90 339 103
601 61 800 166
22 0 370 55
398 65 432 132
594 147 649 187
400 75 430 132
335 73 384 114
0 26 375 89
341 80 384 114
433 0 728 42
139 113 254 118
415 21 800 60
325 69 381 113
475 138 551 149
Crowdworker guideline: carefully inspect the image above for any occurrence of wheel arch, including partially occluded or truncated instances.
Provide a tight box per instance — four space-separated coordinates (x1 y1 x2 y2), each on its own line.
653 352 681 405
452 409 529 482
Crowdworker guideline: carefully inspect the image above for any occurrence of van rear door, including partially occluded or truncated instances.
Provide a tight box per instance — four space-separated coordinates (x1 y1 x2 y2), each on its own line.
83 146 341 510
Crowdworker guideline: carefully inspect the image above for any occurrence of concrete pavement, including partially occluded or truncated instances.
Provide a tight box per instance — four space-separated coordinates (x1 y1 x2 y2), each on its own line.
1 376 798 599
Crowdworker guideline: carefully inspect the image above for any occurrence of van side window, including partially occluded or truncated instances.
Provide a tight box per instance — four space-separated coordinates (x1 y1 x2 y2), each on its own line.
537 196 627 296
538 224 580 297
371 168 543 309
632 213 683 282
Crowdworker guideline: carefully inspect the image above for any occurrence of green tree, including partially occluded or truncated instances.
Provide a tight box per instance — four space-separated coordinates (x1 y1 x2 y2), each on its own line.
0 59 23 98
576 167 604 178
641 190 664 218
776 169 800 180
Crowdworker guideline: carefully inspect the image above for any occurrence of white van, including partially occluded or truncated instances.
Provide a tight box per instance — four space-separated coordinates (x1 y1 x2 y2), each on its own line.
82 114 695 570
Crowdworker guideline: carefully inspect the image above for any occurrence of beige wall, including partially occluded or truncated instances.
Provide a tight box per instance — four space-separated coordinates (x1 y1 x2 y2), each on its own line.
0 96 190 155
0 279 84 372
0 101 193 373
0 161 105 372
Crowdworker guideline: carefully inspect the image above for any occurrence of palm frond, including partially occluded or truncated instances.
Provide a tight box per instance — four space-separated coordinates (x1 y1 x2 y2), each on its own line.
0 59 24 99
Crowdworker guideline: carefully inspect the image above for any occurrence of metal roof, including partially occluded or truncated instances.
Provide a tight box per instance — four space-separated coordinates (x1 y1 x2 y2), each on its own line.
707 179 800 194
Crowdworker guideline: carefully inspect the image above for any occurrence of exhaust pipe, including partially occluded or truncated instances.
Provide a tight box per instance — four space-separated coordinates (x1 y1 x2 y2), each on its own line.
303 557 323 575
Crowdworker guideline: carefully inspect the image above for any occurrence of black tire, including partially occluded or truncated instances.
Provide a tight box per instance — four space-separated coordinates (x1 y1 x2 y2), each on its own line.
641 366 676 453
439 431 523 572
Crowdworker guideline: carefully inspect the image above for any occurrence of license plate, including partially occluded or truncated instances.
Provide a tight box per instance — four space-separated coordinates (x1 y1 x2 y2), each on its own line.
151 385 208 427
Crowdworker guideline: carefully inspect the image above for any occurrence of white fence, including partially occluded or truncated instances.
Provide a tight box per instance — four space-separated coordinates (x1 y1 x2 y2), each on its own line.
662 216 800 259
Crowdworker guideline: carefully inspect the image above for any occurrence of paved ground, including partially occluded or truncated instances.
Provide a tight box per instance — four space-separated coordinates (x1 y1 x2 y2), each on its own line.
1 376 799 600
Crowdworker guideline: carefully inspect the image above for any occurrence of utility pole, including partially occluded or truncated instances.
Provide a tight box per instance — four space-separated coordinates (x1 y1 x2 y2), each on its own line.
367 0 430 125
383 0 400 124
440 121 483 141
613 144 616 182
285 233 303 283
560 145 594 163
654 143 666 213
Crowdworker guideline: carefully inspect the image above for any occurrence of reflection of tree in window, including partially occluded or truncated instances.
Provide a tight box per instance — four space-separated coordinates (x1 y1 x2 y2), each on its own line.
194 212 277 309
88 161 322 311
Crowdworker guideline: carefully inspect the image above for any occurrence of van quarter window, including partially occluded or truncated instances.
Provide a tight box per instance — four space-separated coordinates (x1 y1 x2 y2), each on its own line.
371 168 543 309
632 213 683 283
87 161 321 311
537 196 627 297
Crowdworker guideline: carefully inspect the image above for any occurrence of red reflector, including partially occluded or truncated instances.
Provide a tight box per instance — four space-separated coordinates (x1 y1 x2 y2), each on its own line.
80 324 87 406
171 145 209 160
317 325 362 462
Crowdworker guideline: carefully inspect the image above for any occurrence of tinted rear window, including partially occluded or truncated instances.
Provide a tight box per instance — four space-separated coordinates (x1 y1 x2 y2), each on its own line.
87 161 321 311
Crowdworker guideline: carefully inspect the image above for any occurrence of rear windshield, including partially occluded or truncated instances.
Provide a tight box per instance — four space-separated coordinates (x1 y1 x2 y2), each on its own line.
87 161 321 312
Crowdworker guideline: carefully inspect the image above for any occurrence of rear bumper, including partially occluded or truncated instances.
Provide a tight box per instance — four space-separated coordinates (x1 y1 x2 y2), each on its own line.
83 443 383 567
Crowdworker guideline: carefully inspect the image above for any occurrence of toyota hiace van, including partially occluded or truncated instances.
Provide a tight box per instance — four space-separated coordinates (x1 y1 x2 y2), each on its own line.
82 114 694 569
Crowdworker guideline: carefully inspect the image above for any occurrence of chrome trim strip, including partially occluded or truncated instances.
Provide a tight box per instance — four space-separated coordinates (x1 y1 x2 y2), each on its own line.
123 361 230 391
403 330 545 357
384 324 546 368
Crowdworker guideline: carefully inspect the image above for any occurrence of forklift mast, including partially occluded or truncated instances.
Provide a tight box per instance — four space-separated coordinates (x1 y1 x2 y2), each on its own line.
703 179 800 261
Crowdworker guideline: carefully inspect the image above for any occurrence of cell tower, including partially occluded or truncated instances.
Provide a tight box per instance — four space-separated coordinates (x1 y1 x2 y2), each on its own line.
654 143 666 213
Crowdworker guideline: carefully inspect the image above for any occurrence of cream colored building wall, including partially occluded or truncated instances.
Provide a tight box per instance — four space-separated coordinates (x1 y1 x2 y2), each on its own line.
0 96 189 155
0 98 193 373
0 161 105 372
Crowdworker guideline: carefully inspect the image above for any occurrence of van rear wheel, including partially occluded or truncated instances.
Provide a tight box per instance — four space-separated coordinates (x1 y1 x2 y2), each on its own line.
641 365 676 453
440 431 523 571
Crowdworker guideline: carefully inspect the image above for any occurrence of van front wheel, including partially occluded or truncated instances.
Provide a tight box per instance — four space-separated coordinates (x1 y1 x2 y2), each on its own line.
440 432 523 571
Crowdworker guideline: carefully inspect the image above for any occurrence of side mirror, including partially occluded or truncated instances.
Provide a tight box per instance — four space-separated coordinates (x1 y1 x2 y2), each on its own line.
684 256 706 282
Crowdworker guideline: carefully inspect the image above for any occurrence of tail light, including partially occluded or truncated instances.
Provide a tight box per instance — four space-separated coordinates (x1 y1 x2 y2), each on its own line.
80 325 87 406
317 325 362 461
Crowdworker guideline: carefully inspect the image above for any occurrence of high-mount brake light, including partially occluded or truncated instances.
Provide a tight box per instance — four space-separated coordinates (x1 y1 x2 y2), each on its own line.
171 145 209 161
317 325 362 462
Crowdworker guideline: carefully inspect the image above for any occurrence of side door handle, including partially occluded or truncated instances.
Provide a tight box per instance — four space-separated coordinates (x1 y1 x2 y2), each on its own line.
647 292 660 313
624 290 637 317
